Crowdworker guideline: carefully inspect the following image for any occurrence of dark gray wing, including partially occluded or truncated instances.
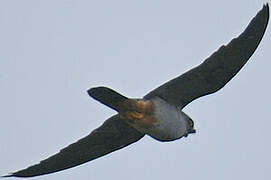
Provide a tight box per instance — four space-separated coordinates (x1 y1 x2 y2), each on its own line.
144 4 269 109
4 115 144 178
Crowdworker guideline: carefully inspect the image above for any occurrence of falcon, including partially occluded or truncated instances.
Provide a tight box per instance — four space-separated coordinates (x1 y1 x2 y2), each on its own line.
3 4 269 178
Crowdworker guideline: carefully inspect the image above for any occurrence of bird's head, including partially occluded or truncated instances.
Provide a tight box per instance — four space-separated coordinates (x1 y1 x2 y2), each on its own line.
183 112 196 137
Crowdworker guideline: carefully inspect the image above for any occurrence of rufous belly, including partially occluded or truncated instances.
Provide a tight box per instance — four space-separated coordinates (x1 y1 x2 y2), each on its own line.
118 99 158 129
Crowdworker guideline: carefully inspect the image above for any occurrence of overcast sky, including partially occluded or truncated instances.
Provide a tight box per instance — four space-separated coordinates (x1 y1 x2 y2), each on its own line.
0 1 270 180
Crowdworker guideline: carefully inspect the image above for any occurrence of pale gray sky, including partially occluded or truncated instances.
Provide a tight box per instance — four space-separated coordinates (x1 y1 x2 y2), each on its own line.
0 1 270 180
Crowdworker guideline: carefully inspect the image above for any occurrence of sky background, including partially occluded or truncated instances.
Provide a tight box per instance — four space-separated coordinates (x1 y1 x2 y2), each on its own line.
0 0 270 180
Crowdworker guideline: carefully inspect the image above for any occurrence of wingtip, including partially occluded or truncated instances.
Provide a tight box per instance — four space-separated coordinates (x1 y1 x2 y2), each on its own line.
266 3 269 16
1 174 13 178
263 2 269 14
264 2 269 13
254 2 269 31
263 2 270 28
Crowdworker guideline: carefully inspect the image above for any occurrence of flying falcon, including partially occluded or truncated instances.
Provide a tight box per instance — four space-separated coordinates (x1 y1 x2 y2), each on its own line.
3 4 269 178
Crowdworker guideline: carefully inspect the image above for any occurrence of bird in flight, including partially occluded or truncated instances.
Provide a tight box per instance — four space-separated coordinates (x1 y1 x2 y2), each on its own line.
3 4 269 178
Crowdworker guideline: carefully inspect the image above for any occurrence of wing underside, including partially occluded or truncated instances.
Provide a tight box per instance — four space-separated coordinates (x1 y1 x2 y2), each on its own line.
4 115 144 178
145 4 269 108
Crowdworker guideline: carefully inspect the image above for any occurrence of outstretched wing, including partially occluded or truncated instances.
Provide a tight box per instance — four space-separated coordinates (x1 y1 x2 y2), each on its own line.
144 4 269 109
4 115 144 178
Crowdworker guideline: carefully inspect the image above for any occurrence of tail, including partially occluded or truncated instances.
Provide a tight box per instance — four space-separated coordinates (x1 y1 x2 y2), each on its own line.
87 86 129 112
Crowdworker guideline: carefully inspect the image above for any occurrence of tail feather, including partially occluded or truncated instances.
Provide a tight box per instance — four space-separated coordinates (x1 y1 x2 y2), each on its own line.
87 87 129 111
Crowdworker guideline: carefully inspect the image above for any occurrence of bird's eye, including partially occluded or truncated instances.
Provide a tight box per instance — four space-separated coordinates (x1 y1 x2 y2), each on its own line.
189 119 194 127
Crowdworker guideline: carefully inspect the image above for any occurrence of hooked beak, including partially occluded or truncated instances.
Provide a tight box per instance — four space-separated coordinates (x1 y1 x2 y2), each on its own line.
184 129 196 137
190 129 196 134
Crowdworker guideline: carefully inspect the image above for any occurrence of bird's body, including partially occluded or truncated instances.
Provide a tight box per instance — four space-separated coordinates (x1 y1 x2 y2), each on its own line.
88 87 195 141
145 97 195 141
142 97 191 141
2 3 269 178
121 97 194 141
